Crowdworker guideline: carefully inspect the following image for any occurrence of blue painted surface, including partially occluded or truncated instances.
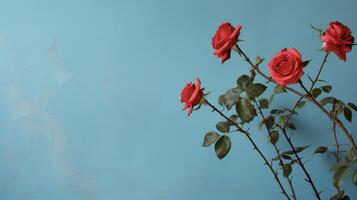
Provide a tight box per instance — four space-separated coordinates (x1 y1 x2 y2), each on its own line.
0 0 356 199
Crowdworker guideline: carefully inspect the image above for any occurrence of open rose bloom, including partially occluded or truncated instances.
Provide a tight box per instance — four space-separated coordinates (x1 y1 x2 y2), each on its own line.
268 48 304 86
181 78 204 116
180 19 357 199
212 22 242 63
321 21 354 61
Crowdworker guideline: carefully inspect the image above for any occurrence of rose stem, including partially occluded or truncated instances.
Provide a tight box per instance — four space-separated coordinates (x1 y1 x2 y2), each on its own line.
299 80 357 153
233 45 357 153
277 125 321 200
203 97 291 200
331 101 341 192
257 53 329 199
234 45 323 199
331 102 340 162
278 81 328 200
253 100 297 200
309 53 329 90
282 53 329 131
234 45 305 97
269 88 321 199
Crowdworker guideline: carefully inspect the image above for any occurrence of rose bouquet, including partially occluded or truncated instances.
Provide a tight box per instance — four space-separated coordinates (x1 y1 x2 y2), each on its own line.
181 21 356 200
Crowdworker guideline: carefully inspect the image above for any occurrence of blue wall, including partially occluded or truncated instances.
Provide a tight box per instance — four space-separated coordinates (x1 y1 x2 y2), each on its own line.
0 0 356 199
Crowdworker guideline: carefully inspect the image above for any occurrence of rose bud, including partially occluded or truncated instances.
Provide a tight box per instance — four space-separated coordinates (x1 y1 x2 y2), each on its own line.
181 78 204 116
268 48 304 86
212 22 242 63
321 21 354 61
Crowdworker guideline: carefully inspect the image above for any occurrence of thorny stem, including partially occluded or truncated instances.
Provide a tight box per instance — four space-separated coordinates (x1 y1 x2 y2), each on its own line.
283 53 329 130
234 45 305 97
233 45 321 199
268 84 321 198
301 52 341 166
277 125 321 200
309 53 329 90
331 102 341 192
332 103 340 162
299 81 357 153
273 52 328 198
274 54 329 197
254 100 297 200
282 95 303 130
203 98 291 200
272 81 323 199
234 45 357 153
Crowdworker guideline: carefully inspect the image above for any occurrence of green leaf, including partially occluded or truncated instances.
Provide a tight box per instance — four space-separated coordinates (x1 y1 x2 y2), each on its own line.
286 123 296 131
302 59 312 68
344 149 357 163
271 156 279 161
320 97 336 106
228 114 238 125
312 88 322 98
347 103 357 112
268 130 279 145
202 131 219 147
313 146 328 154
282 154 292 160
282 146 309 155
272 154 293 161
246 83 267 98
282 163 292 177
218 95 226 107
333 165 350 188
255 55 264 65
274 85 287 94
336 100 345 107
296 101 306 109
219 87 243 110
216 121 230 133
270 109 280 114
342 196 351 200
353 170 357 186
321 85 332 93
343 107 352 122
279 115 287 124
296 146 309 153
259 98 269 109
330 160 351 172
237 74 251 89
215 135 231 159
236 97 257 123
329 190 345 200
290 159 298 165
263 116 275 130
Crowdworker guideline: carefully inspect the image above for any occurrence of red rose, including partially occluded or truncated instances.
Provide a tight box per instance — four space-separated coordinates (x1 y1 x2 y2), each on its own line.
321 21 354 61
268 48 304 86
212 22 242 63
181 78 204 116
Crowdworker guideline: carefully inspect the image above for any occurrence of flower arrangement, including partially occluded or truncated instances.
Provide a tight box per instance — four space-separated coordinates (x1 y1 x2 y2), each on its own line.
181 21 356 200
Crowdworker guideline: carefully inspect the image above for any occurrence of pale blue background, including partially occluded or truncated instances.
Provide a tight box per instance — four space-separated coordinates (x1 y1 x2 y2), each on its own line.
0 0 356 199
